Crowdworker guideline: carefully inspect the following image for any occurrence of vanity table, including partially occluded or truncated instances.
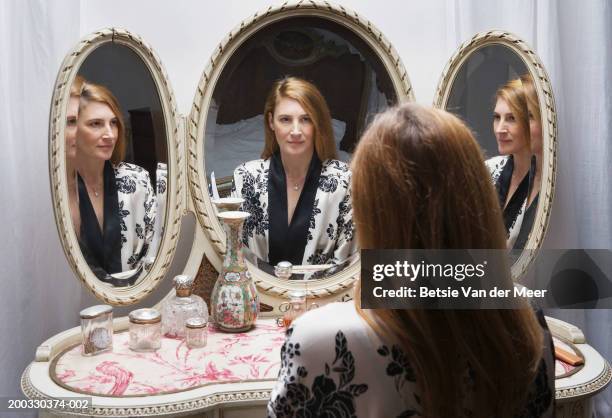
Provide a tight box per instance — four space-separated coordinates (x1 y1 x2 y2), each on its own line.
22 319 284 417
22 1 609 417
20 316 612 417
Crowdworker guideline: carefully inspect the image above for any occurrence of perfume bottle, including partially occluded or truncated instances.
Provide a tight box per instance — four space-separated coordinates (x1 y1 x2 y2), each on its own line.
161 275 208 338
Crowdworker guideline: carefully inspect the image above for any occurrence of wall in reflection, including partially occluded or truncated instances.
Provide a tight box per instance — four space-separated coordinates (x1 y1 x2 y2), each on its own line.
205 16 396 184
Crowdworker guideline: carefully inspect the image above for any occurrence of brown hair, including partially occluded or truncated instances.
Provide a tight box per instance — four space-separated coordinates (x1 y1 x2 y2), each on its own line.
495 78 531 149
70 75 86 97
261 77 337 160
352 103 544 418
78 83 126 164
520 74 541 125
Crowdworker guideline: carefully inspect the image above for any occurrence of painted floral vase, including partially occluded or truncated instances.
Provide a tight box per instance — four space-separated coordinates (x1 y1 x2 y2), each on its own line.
210 211 259 332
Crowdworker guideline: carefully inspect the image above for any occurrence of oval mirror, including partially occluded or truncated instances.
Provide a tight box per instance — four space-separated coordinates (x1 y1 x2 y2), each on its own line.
188 2 413 299
50 28 181 304
434 31 557 279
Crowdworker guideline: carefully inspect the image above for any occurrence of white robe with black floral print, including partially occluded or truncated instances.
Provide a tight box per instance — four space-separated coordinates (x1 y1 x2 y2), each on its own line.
232 158 356 266
114 162 156 271
485 155 527 249
268 302 554 418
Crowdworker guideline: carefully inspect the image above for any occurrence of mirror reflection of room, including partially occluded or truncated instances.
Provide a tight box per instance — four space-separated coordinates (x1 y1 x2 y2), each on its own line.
232 77 356 267
65 44 169 286
206 16 398 271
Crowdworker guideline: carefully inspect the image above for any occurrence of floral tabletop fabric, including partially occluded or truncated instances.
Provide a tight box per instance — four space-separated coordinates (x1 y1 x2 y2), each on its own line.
52 320 286 396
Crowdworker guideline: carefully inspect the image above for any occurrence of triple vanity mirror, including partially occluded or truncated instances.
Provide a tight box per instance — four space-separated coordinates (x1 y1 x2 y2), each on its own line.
50 9 555 308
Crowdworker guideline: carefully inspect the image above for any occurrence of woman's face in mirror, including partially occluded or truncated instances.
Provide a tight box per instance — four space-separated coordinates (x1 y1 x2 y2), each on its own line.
76 101 118 162
269 97 314 158
493 98 528 155
65 96 79 160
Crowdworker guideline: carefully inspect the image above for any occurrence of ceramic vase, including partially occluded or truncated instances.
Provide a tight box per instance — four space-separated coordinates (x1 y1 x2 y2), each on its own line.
210 211 259 332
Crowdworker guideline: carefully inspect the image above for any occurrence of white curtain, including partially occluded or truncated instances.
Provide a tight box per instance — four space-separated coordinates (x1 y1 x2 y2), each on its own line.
1 0 610 416
0 1 82 415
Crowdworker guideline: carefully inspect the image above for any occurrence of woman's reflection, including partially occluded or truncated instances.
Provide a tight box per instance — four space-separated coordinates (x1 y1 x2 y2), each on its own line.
514 74 542 248
233 77 356 267
66 76 85 235
75 82 156 284
486 76 541 249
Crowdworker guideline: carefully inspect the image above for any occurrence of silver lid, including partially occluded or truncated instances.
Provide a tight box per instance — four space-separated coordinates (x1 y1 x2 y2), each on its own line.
212 197 244 211
80 305 112 319
173 274 195 295
185 316 208 329
288 290 306 299
275 261 293 279
129 308 161 324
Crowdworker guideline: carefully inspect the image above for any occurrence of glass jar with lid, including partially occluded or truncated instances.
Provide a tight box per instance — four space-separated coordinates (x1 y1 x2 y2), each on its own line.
129 308 162 352
185 316 208 349
80 305 113 356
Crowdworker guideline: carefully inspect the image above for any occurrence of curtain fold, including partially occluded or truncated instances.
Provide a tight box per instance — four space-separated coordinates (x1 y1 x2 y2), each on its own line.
0 0 81 413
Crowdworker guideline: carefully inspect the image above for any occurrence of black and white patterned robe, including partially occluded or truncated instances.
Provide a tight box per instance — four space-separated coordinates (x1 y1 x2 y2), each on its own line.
268 302 554 417
485 155 530 249
232 156 356 266
78 162 156 281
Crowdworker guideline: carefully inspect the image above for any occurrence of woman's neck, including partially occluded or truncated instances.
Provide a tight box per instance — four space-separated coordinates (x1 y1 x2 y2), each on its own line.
281 152 312 180
512 149 532 179
77 157 106 183
66 158 76 182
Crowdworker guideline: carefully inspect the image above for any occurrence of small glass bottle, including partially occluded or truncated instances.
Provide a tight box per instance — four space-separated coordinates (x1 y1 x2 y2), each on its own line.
185 316 208 349
161 275 208 338
80 305 113 356
278 290 319 328
128 308 161 352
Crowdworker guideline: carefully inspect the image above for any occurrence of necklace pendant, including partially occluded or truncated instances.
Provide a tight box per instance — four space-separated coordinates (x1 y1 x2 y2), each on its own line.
293 184 299 191
94 190 99 197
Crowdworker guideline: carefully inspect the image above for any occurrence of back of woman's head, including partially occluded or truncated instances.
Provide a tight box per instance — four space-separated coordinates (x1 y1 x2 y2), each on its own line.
520 74 541 123
352 103 544 418
352 103 507 250
70 75 86 97
78 82 126 164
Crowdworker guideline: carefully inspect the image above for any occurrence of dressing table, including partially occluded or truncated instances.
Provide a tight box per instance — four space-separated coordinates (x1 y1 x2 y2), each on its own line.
21 2 609 417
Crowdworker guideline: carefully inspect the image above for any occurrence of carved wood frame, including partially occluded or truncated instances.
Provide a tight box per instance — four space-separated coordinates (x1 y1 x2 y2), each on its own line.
49 28 183 305
187 0 414 298
433 30 558 280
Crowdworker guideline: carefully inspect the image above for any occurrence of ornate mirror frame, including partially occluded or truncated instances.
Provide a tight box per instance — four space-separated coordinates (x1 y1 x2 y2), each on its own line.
50 28 183 305
187 1 414 298
433 30 557 279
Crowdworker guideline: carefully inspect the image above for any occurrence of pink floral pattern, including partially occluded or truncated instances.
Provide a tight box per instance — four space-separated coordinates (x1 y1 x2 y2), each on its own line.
54 320 285 396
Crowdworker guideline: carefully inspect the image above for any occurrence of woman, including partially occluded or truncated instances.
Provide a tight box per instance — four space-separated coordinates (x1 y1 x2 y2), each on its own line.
268 104 554 417
513 74 543 249
75 82 156 283
233 77 355 266
66 75 85 235
486 78 535 249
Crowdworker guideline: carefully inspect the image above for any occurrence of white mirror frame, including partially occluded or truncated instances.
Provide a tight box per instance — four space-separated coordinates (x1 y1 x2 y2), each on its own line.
50 28 184 305
187 0 414 298
433 30 558 280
